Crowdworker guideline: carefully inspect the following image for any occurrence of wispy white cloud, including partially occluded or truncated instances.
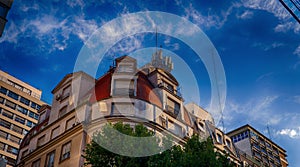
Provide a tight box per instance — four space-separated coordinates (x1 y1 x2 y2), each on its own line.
293 45 300 57
292 95 300 104
183 3 235 29
0 1 101 54
109 35 144 55
277 127 300 139
256 72 274 82
274 22 300 34
241 0 290 20
252 42 284 51
236 10 254 19
66 0 85 9
224 95 280 126
241 0 300 34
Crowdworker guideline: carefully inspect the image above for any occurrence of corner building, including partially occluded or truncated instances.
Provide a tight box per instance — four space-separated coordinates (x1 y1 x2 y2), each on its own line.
16 51 240 167
0 70 45 166
227 124 288 167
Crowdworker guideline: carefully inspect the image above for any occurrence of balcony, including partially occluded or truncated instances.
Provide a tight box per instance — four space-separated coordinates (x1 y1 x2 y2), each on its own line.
261 149 267 156
252 143 260 151
158 83 182 99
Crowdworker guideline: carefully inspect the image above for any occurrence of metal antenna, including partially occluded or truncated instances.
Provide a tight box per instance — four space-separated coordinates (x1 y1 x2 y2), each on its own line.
267 124 272 140
155 27 158 53
211 48 225 132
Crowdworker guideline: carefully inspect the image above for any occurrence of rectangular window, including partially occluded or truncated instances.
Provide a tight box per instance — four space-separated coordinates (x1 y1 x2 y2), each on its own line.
58 106 67 118
34 113 39 120
36 105 41 111
61 85 71 100
45 150 55 167
21 149 28 158
12 125 23 134
29 111 35 118
26 120 33 128
113 79 135 96
5 100 16 109
31 102 37 110
7 145 19 155
2 109 13 119
8 91 19 101
20 97 30 106
0 87 7 95
15 116 25 124
9 135 21 144
0 118 11 129
112 103 135 115
0 96 4 104
0 130 8 139
66 117 75 130
60 141 71 161
32 159 41 167
0 142 5 150
225 139 231 148
51 126 60 139
117 63 134 73
37 135 45 147
166 98 180 117
217 133 223 144
17 105 28 115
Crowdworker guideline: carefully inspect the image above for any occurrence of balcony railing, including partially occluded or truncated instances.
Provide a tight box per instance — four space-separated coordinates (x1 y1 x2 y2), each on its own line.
158 83 182 99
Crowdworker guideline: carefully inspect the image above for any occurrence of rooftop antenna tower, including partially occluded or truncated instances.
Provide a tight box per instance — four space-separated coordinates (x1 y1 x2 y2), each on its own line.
267 124 272 140
211 48 225 132
155 27 158 53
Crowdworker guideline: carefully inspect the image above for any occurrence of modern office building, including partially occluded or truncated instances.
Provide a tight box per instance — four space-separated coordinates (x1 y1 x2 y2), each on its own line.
0 70 45 166
16 51 239 167
0 0 13 37
227 124 288 167
279 0 300 23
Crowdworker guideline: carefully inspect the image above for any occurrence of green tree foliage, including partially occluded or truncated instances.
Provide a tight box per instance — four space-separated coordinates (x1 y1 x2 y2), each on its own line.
84 122 235 167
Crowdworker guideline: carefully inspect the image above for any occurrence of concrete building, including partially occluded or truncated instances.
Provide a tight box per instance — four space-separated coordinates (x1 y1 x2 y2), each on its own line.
0 70 45 166
16 52 240 167
227 124 288 167
0 0 13 37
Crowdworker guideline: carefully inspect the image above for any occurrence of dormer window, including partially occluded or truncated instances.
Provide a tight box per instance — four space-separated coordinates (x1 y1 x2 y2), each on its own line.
117 63 134 73
61 85 71 100
113 79 135 96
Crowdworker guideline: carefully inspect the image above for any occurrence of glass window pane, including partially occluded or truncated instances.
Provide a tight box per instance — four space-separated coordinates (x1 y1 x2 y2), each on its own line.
8 91 19 100
15 116 25 124
20 97 30 106
0 87 7 95
5 100 16 109
66 117 75 130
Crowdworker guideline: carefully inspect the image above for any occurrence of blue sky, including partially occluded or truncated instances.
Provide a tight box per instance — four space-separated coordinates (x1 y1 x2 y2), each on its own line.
0 0 300 166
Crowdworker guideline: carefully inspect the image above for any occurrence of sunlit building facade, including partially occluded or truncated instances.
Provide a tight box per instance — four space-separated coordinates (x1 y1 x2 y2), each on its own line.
227 124 288 167
16 52 240 167
0 70 45 166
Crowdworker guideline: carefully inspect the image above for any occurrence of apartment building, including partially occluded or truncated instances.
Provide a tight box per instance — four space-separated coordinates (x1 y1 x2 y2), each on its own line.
0 70 45 166
227 124 288 167
16 51 239 167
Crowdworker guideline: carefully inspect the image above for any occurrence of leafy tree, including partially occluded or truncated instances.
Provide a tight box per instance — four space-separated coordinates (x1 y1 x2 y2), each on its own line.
84 122 235 167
